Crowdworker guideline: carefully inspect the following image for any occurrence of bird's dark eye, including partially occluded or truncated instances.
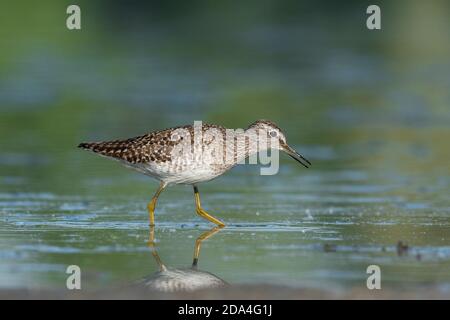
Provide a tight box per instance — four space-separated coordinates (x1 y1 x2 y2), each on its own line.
269 130 277 137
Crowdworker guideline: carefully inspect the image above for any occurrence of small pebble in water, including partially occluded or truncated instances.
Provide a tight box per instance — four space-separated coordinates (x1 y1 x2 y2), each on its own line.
397 241 409 256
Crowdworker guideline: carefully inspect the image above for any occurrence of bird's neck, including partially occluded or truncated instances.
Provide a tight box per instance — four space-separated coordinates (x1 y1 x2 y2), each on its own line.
232 128 269 164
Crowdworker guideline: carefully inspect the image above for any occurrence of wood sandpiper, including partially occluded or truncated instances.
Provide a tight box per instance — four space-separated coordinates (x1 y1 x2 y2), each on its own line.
78 120 311 227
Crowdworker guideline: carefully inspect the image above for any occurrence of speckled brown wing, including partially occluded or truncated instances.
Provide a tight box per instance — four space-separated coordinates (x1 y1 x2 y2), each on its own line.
78 128 179 164
78 123 228 165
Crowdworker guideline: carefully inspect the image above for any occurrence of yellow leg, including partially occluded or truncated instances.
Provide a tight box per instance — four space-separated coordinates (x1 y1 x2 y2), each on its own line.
193 185 225 227
193 226 223 267
147 181 166 226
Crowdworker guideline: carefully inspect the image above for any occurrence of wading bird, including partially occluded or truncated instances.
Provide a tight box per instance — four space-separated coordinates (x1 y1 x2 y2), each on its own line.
78 120 310 227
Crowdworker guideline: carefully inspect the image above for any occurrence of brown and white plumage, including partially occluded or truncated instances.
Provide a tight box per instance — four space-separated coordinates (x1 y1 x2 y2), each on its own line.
79 123 231 185
78 120 311 226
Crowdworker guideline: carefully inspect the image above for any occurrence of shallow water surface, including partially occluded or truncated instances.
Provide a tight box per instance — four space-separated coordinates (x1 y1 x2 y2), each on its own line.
1 136 449 294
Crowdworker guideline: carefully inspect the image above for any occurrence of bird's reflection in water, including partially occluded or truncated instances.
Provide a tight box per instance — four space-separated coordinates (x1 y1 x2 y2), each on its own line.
139 226 228 292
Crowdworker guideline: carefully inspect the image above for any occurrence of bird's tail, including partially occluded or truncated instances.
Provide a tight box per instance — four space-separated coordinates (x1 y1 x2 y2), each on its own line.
77 141 114 156
77 140 135 162
78 142 97 151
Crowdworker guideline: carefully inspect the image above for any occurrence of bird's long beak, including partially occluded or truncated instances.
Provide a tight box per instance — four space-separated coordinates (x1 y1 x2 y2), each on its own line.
281 143 311 168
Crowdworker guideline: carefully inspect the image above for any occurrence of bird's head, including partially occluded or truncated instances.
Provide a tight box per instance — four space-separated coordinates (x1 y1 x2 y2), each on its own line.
247 119 311 168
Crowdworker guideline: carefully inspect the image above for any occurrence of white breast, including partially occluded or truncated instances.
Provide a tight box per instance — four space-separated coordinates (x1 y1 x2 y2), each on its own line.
126 161 225 185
